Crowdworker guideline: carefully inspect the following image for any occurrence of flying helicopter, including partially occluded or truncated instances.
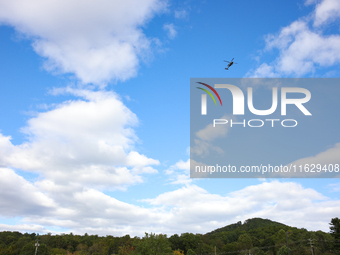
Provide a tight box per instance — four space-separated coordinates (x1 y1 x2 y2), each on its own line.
224 58 237 70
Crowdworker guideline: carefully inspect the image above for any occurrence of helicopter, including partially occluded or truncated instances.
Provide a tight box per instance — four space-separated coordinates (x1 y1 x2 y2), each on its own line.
224 58 237 70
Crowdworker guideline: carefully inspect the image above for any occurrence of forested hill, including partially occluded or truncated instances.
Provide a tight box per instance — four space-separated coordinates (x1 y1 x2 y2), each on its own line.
206 218 287 235
202 217 338 255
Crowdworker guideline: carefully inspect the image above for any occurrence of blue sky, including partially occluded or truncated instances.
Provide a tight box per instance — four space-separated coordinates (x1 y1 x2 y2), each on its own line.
0 0 340 236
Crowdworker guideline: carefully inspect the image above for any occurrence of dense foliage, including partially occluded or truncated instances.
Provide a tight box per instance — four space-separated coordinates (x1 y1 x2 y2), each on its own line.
330 217 340 252
0 218 338 255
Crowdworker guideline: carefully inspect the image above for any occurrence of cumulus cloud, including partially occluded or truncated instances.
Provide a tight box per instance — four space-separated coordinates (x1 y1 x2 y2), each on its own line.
0 168 55 217
1 161 339 235
0 87 164 236
165 159 191 185
0 89 159 190
26 184 168 236
313 0 340 26
142 181 339 234
0 168 167 236
250 63 279 78
3 172 338 236
249 0 340 77
0 0 167 85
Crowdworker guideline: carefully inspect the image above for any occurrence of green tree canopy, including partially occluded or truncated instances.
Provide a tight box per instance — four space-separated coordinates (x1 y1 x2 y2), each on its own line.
237 233 253 254
330 217 340 252
134 232 172 255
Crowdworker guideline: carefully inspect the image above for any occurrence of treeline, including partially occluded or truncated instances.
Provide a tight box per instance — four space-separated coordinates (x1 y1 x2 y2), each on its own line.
0 218 339 255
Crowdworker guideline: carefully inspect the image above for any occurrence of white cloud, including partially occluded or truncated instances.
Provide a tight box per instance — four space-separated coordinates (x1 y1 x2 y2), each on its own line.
0 168 56 217
165 159 191 185
248 63 279 78
165 159 190 175
0 169 168 236
250 0 340 77
142 181 339 234
1 166 339 235
313 0 340 26
0 224 52 234
174 159 190 170
0 0 167 85
0 89 159 190
163 23 177 39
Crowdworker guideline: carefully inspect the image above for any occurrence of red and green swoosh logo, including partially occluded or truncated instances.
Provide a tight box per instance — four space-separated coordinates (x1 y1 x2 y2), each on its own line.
196 82 222 106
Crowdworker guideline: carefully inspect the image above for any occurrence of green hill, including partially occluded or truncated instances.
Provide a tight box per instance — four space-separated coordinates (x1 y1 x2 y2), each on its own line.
201 218 335 254
206 218 287 235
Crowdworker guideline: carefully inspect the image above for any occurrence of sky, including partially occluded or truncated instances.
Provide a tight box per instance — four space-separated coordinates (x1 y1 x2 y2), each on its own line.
0 0 340 237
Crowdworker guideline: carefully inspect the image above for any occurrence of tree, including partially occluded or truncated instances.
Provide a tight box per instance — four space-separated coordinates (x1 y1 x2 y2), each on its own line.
237 234 252 255
118 245 133 255
330 217 340 252
75 243 89 255
134 233 172 255
261 237 275 254
222 242 238 253
277 245 291 255
275 229 286 246
330 218 340 239
186 249 195 255
50 247 67 255
169 234 183 251
200 243 213 254
20 243 50 255
251 236 260 248
225 231 238 243
252 247 265 255
180 233 200 254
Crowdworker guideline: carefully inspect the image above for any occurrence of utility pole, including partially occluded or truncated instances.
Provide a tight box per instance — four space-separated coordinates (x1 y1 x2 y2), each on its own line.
286 231 292 255
214 246 216 255
308 239 315 255
34 240 40 255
